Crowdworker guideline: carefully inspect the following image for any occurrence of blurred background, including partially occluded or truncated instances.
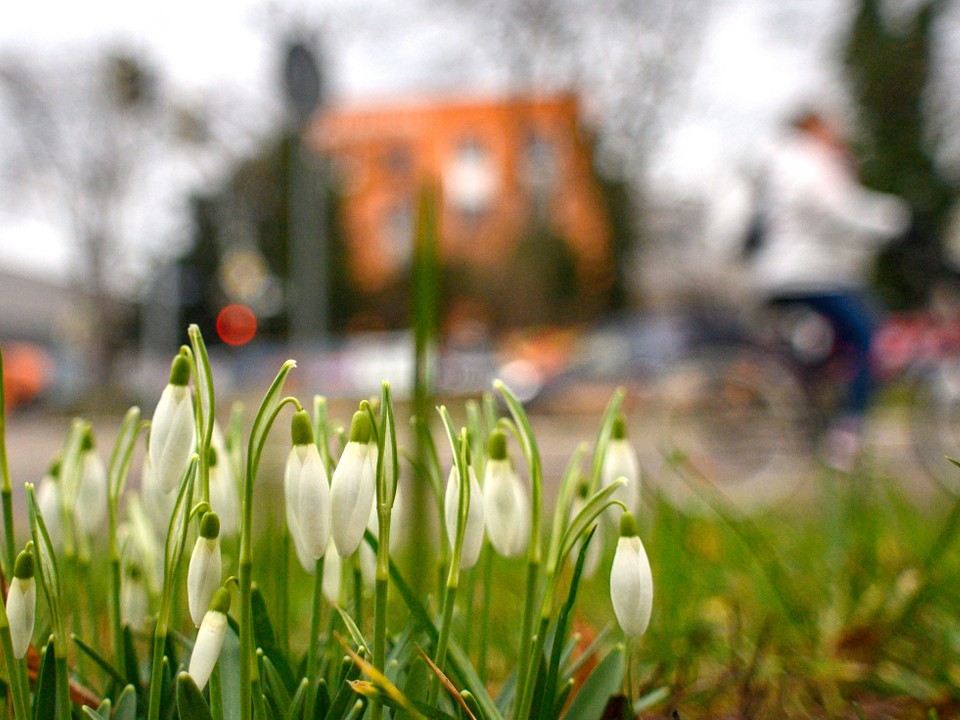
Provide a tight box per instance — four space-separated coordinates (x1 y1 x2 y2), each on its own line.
2 0 960 417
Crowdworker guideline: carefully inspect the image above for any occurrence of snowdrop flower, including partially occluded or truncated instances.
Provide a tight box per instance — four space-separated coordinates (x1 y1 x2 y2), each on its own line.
601 415 640 524
149 354 196 494
569 483 602 579
610 512 653 638
187 512 222 628
287 411 331 560
76 430 107 536
188 586 231 691
330 411 376 558
482 430 530 558
207 448 239 539
7 549 36 659
445 459 485 570
121 562 148 629
37 462 63 550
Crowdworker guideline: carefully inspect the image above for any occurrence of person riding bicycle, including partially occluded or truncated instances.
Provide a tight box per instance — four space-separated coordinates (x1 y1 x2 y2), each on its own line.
746 108 911 471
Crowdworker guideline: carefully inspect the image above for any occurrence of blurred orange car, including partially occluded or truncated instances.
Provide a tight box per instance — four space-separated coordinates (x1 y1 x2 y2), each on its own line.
1 342 52 410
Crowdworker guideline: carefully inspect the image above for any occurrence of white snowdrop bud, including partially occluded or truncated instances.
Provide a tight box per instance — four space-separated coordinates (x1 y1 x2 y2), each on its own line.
289 411 331 560
188 587 231 691
483 430 529 558
187 512 222 628
610 512 653 638
445 462 485 570
7 549 36 659
330 412 376 558
149 355 196 494
207 448 239 538
601 416 640 524
76 431 107 536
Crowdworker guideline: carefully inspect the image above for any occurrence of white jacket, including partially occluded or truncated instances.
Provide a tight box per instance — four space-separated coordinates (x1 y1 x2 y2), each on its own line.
749 133 910 295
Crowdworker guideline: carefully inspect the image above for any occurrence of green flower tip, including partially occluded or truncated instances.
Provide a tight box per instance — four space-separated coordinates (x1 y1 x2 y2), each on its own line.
207 446 218 466
81 429 95 452
619 511 639 538
13 549 34 580
199 511 221 539
209 586 231 614
349 411 372 444
576 482 589 499
126 563 143 581
169 354 191 387
291 410 314 446
487 430 507 460
48 457 62 479
611 415 627 440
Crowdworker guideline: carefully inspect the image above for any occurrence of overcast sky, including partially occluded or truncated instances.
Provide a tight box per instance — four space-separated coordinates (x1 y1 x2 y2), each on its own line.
0 0 953 287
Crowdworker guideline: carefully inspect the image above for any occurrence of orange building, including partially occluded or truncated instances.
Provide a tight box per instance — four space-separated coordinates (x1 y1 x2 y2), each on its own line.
308 92 614 331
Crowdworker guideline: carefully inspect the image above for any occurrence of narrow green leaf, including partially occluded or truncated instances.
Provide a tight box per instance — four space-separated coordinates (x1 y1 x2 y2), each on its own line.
561 646 624 720
33 639 57 720
114 684 138 720
325 657 362 720
177 672 214 720
95 699 112 718
260 654 292 716
82 709 109 720
251 586 297 692
73 634 126 686
122 625 142 693
336 607 369 654
286 678 309 720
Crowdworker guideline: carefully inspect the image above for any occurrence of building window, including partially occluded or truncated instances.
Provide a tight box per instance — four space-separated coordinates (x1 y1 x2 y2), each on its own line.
443 138 498 220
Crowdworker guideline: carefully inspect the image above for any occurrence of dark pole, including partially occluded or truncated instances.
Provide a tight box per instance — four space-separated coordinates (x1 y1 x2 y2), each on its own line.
283 40 327 344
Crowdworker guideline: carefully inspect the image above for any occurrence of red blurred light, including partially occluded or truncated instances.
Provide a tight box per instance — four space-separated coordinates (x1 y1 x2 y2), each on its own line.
216 304 257 346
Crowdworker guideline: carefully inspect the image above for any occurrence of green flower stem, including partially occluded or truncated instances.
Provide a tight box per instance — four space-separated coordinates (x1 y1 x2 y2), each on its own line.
55 652 70 720
494 380 544 720
352 557 363 625
478 544 494 685
238 363 296 720
305 555 326 720
430 415 470 706
462 561 476 656
279 529 289 657
0 347 15 579
147 622 168 720
209 666 224 720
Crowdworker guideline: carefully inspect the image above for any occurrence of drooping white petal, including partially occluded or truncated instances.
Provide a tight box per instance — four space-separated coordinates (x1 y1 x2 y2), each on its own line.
483 459 529 558
601 439 641 522
330 442 376 558
141 454 176 537
444 466 486 570
7 578 35 659
296 445 331 559
76 450 107 536
322 537 342 603
188 610 227 691
150 384 196 494
610 535 654 637
187 537 221 628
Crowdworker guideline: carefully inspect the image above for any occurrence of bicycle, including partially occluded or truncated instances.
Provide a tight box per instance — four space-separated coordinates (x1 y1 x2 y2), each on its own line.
654 301 960 514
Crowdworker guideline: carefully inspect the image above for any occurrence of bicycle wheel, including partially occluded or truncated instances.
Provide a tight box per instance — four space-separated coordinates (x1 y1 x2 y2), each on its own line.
911 357 960 494
653 344 814 515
